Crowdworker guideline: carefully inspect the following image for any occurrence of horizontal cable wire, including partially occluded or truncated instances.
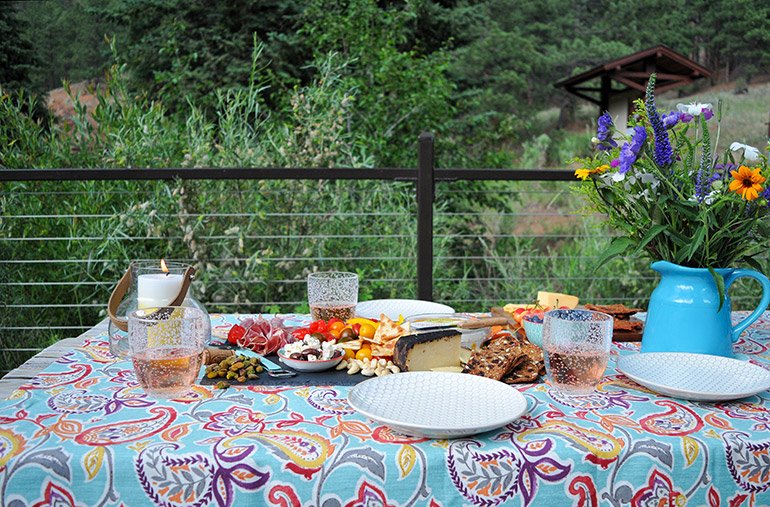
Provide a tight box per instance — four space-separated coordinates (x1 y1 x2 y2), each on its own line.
1 233 607 242
0 234 415 241
1 275 651 289
0 256 416 264
4 211 412 219
0 254 646 266
2 211 592 219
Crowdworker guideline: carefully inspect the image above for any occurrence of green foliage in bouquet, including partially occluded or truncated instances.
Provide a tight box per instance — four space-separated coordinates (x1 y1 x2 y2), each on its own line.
574 74 770 279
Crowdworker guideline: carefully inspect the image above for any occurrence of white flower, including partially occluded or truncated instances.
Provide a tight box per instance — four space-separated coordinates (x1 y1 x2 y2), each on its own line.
704 190 718 205
612 171 626 182
638 172 660 188
676 102 713 116
730 142 761 162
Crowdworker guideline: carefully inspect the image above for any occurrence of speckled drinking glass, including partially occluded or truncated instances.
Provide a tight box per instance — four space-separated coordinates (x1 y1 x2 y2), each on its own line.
128 306 206 398
307 271 358 321
543 309 613 395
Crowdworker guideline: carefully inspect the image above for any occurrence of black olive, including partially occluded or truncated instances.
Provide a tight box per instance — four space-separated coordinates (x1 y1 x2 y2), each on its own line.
290 352 303 360
310 333 326 341
302 348 321 357
339 328 357 341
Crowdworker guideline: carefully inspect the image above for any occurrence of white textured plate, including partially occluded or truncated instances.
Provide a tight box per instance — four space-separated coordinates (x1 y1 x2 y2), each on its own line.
348 371 528 438
355 299 455 320
617 352 770 401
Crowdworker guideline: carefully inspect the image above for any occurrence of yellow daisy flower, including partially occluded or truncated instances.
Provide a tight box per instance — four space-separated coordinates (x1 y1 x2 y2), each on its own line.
575 164 609 181
729 165 765 201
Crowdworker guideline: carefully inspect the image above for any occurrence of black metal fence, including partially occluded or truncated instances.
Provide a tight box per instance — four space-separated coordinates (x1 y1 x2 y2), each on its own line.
0 133 575 301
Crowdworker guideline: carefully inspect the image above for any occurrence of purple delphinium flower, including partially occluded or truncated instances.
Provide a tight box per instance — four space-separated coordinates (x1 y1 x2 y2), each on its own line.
596 112 617 149
661 112 679 129
618 143 637 174
645 75 674 168
695 167 707 203
630 126 646 153
761 186 770 208
614 126 647 175
712 162 737 185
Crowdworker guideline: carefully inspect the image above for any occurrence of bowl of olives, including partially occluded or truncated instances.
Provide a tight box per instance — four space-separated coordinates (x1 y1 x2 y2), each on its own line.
277 336 344 372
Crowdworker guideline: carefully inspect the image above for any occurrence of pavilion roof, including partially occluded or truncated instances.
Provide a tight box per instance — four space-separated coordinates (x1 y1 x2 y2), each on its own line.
554 45 711 105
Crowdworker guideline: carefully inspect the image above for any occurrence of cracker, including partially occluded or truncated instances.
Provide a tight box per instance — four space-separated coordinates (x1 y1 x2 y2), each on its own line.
584 303 642 319
463 334 524 380
371 340 397 357
613 319 643 332
503 359 540 384
372 315 409 343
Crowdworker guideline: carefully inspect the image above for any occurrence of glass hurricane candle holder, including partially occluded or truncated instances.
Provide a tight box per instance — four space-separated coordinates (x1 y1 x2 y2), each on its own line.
108 260 210 358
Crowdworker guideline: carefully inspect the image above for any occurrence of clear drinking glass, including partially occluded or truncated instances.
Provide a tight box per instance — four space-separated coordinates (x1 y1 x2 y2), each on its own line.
543 309 613 395
307 271 359 321
128 306 206 398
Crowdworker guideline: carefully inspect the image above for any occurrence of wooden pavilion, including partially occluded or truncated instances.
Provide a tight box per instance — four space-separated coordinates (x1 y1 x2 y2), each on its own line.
554 45 711 127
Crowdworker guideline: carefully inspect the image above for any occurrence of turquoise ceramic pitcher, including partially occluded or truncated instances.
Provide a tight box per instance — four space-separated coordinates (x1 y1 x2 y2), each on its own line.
641 261 770 357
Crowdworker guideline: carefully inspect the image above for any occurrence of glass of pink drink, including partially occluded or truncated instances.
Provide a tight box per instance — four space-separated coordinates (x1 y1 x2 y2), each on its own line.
128 306 206 398
543 309 613 395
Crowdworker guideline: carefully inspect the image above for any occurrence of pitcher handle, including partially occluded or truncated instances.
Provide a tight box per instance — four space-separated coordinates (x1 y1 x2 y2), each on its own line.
724 269 770 341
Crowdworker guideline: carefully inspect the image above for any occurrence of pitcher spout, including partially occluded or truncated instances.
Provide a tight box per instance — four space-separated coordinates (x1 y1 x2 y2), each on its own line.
650 260 677 275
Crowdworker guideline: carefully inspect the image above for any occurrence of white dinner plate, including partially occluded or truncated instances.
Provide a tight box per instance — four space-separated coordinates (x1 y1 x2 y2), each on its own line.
355 299 455 320
348 371 528 438
617 352 770 401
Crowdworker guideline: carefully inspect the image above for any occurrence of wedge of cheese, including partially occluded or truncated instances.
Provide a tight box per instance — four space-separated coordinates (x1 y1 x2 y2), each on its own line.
393 329 461 372
537 291 579 309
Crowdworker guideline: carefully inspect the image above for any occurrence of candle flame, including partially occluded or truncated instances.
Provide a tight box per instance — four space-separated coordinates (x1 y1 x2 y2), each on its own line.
160 259 169 274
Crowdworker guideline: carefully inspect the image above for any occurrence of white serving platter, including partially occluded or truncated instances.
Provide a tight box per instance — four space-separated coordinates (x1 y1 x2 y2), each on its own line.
617 352 770 401
355 299 455 320
348 371 528 438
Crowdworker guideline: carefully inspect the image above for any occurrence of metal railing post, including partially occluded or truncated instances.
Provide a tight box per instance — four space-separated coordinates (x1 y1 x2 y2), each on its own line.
417 132 435 301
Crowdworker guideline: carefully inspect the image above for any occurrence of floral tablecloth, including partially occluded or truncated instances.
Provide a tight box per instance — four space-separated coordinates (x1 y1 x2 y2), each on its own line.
2 312 770 506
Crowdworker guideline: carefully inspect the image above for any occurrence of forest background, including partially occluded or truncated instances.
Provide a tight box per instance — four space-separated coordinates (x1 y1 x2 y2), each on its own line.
1 0 769 372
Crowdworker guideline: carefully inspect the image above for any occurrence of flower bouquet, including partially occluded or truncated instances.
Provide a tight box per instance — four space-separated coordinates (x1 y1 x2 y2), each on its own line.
574 74 770 356
574 74 770 286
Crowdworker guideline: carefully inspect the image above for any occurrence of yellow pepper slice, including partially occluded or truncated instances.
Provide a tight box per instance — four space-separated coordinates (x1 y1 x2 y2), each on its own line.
346 317 380 330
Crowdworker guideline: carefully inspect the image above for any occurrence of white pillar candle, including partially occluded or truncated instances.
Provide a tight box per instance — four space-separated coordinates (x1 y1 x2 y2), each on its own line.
137 273 184 309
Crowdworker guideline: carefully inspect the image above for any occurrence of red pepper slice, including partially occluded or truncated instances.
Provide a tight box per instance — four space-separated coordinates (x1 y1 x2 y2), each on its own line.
227 324 246 345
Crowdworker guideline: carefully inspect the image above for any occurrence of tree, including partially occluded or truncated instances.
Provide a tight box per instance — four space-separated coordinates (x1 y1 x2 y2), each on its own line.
100 0 306 112
0 4 36 90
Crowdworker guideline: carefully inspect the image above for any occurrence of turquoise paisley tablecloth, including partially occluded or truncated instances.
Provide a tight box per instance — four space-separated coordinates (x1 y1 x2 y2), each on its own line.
2 312 770 506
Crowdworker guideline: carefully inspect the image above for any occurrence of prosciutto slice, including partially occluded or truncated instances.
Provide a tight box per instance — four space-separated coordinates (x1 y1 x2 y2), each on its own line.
237 315 289 355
